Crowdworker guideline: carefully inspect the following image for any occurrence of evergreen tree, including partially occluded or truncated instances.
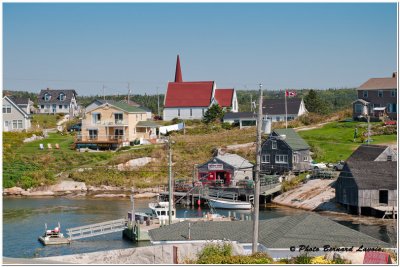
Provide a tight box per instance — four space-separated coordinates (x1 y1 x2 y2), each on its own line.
304 90 330 114
203 104 225 123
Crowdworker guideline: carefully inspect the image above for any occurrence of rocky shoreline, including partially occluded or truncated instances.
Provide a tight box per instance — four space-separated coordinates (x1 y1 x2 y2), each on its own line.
2 180 161 199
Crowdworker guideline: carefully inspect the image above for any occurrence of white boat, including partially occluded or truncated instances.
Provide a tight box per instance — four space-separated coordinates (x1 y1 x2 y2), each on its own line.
208 198 252 210
38 223 70 245
148 201 176 221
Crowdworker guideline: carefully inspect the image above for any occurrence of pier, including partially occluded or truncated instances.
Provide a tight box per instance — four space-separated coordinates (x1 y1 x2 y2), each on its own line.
66 219 127 240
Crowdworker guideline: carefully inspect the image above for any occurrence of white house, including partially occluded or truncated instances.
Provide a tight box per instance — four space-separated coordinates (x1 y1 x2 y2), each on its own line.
38 88 79 117
163 55 238 121
3 96 31 132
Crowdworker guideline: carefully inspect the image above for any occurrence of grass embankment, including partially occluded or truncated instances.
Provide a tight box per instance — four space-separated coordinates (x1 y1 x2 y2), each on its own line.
298 121 396 162
3 125 256 189
31 114 60 129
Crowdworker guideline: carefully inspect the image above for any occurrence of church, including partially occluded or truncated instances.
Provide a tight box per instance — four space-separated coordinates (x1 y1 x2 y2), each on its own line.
163 55 238 120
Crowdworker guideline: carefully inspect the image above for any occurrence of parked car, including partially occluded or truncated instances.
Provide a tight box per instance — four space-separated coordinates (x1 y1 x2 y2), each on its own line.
67 123 82 132
310 160 328 170
332 160 345 171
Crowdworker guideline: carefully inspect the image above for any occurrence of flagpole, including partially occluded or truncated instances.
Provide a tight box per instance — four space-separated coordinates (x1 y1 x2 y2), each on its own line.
285 90 288 129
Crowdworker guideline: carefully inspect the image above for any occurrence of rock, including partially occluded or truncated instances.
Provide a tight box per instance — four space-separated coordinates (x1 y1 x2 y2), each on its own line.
3 187 25 195
48 181 87 192
117 157 155 171
22 190 55 196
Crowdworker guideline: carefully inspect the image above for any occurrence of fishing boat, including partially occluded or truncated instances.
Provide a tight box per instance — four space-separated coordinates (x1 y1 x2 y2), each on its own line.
38 223 70 245
208 198 252 210
148 201 176 221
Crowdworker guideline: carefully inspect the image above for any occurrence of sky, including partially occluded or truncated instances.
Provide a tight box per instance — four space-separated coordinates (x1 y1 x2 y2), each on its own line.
3 3 398 96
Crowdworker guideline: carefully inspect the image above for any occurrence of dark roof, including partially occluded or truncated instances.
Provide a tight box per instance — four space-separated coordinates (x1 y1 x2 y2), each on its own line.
223 112 256 120
273 128 310 150
263 98 303 115
347 145 387 162
164 81 215 108
358 74 397 90
38 89 77 104
345 161 397 190
149 213 391 248
8 96 30 105
214 89 234 107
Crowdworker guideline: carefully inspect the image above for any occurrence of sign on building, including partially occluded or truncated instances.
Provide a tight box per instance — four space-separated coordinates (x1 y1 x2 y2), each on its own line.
208 163 224 171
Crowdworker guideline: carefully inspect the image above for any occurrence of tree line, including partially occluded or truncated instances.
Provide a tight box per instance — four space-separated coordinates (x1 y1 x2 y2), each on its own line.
5 88 357 116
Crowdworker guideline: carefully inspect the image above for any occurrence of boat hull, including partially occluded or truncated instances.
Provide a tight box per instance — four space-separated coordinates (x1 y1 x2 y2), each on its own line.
208 199 252 210
38 236 71 246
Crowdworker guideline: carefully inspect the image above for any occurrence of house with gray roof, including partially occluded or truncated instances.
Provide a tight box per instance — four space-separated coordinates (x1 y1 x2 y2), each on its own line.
353 72 397 120
197 152 254 186
261 128 311 174
3 96 32 132
263 98 308 122
148 213 392 258
335 145 397 216
38 88 79 117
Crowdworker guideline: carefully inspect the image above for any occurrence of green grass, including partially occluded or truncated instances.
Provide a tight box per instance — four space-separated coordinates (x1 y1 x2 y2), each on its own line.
31 114 60 129
298 121 396 162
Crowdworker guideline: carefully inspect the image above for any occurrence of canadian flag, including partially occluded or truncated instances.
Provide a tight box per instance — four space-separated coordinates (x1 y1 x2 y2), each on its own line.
285 90 296 97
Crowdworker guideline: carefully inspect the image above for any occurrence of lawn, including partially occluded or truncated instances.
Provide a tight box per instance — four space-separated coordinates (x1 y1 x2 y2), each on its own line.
31 114 60 129
298 121 397 162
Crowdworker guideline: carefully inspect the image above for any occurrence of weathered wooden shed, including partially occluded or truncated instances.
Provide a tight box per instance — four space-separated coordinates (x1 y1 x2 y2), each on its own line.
335 161 397 216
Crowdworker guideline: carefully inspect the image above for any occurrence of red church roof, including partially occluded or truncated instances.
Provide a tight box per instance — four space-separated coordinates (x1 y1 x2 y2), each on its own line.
214 89 234 107
175 55 183 83
164 81 215 108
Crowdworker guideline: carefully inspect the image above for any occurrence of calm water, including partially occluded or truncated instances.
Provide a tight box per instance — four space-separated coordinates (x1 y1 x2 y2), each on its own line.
2 197 396 258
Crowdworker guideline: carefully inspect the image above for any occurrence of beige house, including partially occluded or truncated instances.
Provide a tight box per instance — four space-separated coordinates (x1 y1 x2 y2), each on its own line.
76 102 158 149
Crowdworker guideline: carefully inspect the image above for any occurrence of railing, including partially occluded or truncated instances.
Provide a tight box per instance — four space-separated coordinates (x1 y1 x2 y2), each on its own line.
76 134 128 142
87 120 129 126
66 218 127 240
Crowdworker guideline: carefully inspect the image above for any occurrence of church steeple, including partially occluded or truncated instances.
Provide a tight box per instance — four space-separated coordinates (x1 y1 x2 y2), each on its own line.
174 55 183 83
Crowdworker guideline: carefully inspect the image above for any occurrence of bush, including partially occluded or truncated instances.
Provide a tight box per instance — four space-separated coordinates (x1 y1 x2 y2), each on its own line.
298 113 327 126
221 122 233 130
171 117 183 124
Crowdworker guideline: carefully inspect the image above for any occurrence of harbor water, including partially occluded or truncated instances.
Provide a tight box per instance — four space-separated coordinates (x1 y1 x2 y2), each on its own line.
2 197 396 258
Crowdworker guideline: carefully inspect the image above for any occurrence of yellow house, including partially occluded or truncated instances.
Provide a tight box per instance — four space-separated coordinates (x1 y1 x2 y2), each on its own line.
75 102 158 149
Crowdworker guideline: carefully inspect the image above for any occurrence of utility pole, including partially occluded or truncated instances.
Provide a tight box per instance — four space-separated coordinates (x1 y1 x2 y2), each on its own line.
252 83 263 253
102 85 105 101
168 136 173 225
250 94 253 112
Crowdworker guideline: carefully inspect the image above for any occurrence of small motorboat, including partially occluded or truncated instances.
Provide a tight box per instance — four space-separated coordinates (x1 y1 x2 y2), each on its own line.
208 198 252 210
38 223 70 245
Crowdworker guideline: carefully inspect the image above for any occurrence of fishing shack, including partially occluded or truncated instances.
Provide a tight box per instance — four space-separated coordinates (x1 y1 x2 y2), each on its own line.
197 153 254 187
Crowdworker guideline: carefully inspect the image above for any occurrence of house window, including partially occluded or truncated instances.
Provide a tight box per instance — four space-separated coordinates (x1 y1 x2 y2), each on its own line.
378 90 383 97
387 103 397 113
92 113 101 124
115 113 123 124
363 91 368 98
293 155 298 163
276 116 280 121
275 154 288 163
202 109 205 116
3 104 11 113
262 154 270 163
59 93 65 101
272 140 277 149
354 104 363 113
89 129 98 140
64 105 68 109
303 156 308 162
52 104 57 112
190 109 192 117
41 105 44 109
12 120 22 129
387 155 392 161
178 109 181 117
379 190 388 205
44 93 51 101
391 90 396 97
59 105 62 109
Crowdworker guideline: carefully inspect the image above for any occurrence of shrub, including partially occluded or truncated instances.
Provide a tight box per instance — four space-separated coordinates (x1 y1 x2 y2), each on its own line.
221 122 233 130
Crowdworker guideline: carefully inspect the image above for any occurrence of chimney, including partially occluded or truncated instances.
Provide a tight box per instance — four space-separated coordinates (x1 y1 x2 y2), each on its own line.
393 72 397 78
174 55 183 83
